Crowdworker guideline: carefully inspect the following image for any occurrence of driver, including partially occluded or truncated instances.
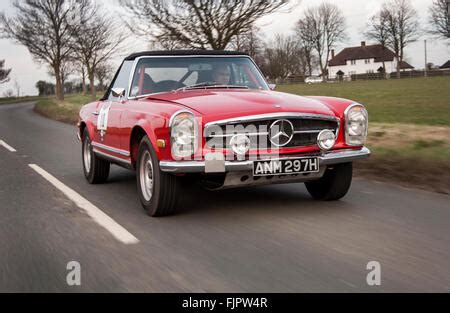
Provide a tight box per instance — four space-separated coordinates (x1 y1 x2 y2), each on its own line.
211 64 231 85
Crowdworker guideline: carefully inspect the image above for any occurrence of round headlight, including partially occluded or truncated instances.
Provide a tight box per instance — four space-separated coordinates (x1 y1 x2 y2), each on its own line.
317 129 336 151
230 134 251 156
170 111 198 158
345 104 368 146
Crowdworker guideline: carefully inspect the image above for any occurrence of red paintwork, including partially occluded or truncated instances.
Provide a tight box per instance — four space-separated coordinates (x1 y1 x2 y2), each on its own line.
79 88 361 168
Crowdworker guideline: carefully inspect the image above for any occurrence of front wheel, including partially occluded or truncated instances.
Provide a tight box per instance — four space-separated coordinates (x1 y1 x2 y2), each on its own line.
136 136 181 217
82 129 110 184
305 163 353 201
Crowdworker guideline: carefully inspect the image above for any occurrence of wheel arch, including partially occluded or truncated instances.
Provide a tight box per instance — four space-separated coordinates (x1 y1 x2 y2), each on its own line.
79 120 96 141
130 120 162 169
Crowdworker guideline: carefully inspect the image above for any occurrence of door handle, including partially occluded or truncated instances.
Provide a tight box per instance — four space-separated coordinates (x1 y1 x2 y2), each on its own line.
92 112 100 116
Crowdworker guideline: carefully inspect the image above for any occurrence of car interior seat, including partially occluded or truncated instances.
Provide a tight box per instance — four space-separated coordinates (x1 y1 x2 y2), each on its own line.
197 71 214 84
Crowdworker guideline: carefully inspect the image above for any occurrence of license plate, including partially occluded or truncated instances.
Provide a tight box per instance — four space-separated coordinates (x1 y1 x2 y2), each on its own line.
253 157 320 177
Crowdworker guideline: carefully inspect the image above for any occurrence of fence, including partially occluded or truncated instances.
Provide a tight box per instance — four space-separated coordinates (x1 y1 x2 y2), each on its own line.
269 70 450 85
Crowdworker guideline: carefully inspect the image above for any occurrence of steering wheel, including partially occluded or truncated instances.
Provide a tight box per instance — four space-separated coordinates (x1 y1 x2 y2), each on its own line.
153 80 185 93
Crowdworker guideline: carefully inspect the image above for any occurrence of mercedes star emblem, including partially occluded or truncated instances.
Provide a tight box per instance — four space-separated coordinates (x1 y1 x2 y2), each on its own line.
269 119 294 147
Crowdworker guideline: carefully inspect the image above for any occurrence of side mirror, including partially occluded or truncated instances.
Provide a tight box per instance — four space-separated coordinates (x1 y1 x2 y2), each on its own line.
269 84 276 91
111 87 126 98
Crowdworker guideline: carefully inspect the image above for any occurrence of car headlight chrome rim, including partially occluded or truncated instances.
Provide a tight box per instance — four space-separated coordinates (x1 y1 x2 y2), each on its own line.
345 104 368 146
170 111 198 159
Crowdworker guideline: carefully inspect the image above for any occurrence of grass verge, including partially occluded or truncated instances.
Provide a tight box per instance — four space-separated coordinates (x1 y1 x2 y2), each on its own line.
34 94 94 125
0 95 45 105
357 123 450 195
277 76 450 126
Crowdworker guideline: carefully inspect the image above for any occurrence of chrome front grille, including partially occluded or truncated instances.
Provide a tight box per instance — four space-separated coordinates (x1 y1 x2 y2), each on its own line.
205 114 340 150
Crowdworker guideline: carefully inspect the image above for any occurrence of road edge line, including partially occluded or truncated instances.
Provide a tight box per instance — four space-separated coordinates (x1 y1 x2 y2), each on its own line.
28 164 140 245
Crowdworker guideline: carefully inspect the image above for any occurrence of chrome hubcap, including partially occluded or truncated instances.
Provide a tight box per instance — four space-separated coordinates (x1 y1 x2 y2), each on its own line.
83 139 92 173
140 151 154 202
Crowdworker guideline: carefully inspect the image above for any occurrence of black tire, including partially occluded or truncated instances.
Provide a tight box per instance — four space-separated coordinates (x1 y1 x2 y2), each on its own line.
82 128 110 184
136 136 181 217
305 163 353 201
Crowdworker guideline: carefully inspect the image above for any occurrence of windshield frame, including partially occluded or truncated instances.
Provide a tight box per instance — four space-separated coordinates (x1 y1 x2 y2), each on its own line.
126 55 270 100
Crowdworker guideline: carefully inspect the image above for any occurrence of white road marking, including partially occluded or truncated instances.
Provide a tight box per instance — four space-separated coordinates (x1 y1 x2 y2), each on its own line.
28 164 140 245
0 140 17 152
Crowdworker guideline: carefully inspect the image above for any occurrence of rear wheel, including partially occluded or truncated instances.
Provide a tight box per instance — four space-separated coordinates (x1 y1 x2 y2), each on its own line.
136 136 181 217
305 163 353 201
82 129 110 184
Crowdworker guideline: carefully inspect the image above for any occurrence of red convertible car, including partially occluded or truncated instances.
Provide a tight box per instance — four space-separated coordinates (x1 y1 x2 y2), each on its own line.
78 51 370 217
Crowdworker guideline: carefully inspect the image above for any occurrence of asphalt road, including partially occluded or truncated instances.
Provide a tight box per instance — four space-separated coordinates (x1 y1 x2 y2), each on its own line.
1 102 450 292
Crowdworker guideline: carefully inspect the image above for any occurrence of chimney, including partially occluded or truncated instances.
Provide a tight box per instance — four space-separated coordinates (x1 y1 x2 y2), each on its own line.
331 49 335 59
361 41 366 47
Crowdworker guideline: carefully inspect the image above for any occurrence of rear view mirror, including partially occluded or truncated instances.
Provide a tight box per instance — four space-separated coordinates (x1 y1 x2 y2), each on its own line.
269 84 276 91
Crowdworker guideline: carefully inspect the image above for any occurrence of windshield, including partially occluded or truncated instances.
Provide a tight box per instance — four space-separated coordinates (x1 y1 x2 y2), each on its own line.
129 56 269 98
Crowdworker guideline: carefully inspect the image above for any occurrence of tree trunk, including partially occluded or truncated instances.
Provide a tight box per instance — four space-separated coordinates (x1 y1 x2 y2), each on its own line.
89 71 96 101
54 66 64 101
82 68 87 96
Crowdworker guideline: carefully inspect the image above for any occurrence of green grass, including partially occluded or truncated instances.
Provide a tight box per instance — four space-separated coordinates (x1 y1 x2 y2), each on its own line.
277 76 450 126
0 95 46 105
34 94 96 125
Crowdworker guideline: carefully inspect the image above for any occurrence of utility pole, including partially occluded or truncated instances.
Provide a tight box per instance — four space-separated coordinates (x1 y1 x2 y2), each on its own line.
424 40 428 78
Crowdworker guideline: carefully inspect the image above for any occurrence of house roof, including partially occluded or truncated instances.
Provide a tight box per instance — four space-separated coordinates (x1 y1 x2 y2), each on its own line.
399 61 414 69
440 60 450 69
329 44 396 67
125 50 249 61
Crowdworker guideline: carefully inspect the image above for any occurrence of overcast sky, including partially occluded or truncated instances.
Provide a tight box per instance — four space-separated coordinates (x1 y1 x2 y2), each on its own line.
0 0 449 96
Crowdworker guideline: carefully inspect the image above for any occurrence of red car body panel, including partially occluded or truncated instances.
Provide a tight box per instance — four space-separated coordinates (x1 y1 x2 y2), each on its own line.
79 89 361 167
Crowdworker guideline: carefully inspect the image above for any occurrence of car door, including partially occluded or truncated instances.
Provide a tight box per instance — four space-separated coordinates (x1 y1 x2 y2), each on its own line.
93 60 134 155
95 99 122 150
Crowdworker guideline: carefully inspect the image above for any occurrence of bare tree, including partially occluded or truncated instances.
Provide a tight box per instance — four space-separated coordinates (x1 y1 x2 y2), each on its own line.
382 0 419 78
71 1 125 101
429 0 449 39
298 41 318 77
48 59 74 92
0 0 81 101
148 38 187 51
0 60 11 84
260 34 305 80
230 26 264 60
295 2 347 81
96 62 114 92
119 0 295 50
78 63 87 96
294 26 318 77
365 10 391 77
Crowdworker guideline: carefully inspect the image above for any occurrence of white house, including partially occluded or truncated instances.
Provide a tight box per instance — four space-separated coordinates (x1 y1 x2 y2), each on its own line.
328 42 414 78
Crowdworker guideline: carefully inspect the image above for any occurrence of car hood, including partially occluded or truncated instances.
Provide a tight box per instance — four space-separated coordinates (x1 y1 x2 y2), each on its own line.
146 89 336 122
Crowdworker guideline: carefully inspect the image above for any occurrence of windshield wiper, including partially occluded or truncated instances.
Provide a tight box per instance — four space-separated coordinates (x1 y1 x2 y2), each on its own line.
176 82 249 92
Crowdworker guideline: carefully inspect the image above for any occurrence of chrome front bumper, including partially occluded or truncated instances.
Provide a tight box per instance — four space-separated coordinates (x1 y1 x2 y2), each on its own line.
160 147 371 174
